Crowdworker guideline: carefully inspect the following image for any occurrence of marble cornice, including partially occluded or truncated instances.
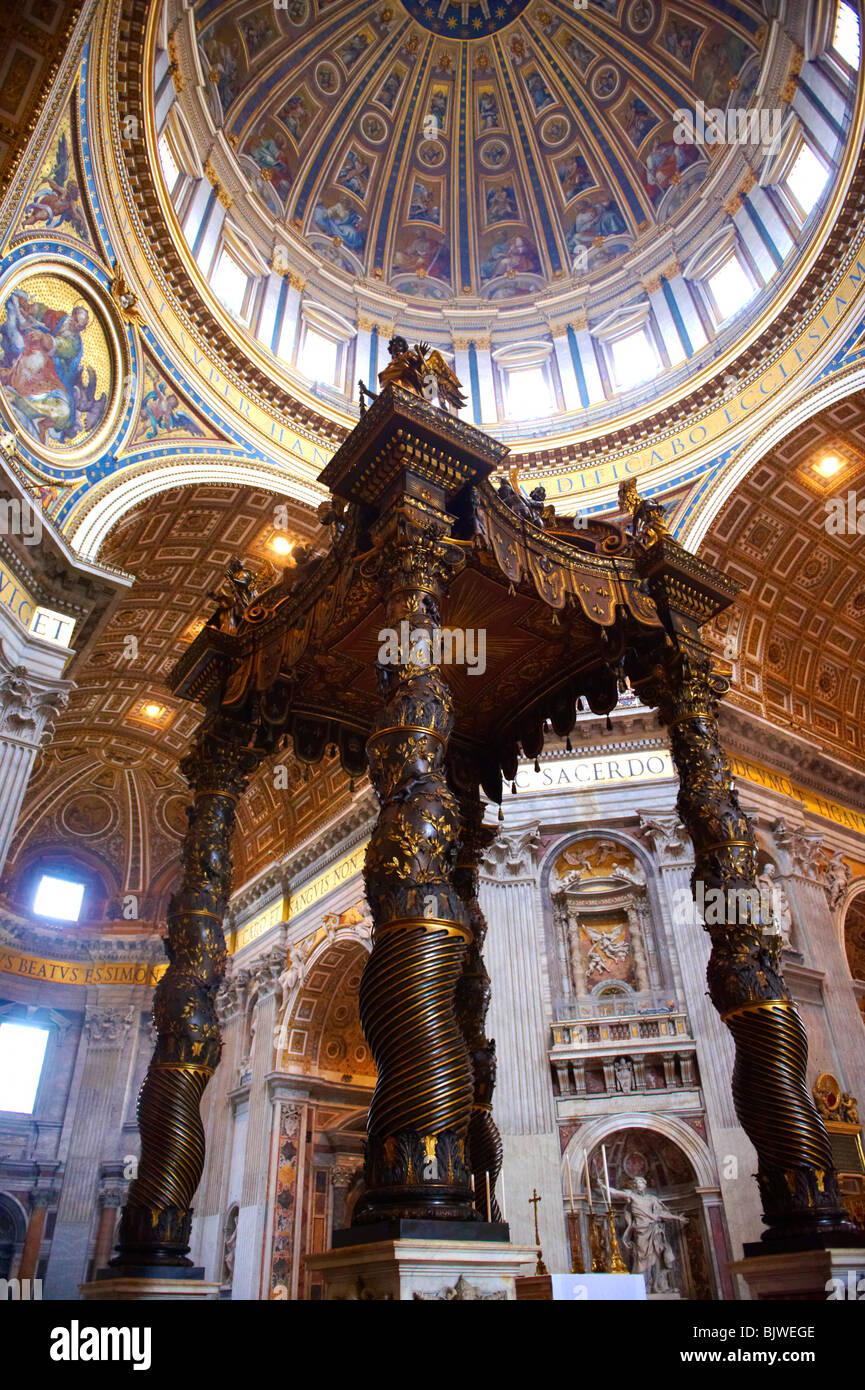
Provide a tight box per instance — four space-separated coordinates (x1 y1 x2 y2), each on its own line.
718 705 865 813
0 913 165 963
283 791 376 888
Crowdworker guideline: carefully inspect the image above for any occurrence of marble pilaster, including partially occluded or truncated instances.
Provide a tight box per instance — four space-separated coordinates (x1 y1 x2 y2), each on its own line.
44 1004 137 1299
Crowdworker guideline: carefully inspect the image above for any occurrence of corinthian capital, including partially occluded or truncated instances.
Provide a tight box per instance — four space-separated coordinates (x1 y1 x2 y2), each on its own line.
771 819 824 879
84 1005 135 1048
481 824 541 880
638 812 692 865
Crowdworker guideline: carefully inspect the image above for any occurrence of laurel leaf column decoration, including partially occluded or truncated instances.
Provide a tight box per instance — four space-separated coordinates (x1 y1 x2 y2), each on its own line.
112 716 262 1266
451 775 503 1222
354 526 477 1224
636 648 851 1241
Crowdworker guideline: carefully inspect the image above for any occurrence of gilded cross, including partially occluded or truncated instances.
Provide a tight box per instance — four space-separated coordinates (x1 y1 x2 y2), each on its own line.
529 1188 548 1275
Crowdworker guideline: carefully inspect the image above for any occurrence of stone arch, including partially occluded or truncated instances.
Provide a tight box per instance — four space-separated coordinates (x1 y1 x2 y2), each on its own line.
0 1191 27 1244
679 370 865 551
840 882 865 1020
274 916 372 1076
563 1117 722 1298
68 458 320 559
538 824 655 892
0 1191 28 1280
562 1111 718 1192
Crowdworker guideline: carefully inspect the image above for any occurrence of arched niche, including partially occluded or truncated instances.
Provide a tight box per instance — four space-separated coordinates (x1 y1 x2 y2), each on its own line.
542 830 667 1010
268 915 372 1299
273 909 372 1078
841 885 865 1026
0 1192 27 1280
563 1117 724 1300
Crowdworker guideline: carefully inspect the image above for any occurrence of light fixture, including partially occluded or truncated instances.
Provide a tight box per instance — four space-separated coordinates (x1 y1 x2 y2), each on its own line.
814 454 843 478
270 535 294 556
142 702 165 719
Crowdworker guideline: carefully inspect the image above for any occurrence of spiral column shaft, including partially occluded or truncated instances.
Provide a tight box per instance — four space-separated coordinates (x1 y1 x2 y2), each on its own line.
451 780 503 1222
639 651 850 1242
354 531 476 1224
112 719 261 1267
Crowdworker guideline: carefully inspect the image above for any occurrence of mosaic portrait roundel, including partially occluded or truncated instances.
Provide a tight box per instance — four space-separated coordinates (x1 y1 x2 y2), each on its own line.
0 270 117 457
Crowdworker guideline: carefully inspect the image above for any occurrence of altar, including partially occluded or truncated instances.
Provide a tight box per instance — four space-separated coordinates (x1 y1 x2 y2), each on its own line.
516 1274 646 1302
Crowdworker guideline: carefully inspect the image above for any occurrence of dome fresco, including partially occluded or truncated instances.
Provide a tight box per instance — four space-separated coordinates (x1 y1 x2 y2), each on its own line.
147 0 859 443
193 0 761 298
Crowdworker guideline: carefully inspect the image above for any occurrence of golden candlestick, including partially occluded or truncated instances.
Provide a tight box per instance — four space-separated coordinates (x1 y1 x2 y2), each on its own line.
566 1210 584 1273
605 1206 628 1274
588 1212 605 1272
528 1188 548 1276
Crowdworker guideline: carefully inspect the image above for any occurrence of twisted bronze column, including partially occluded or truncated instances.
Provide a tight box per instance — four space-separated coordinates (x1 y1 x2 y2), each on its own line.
112 716 261 1267
451 778 504 1222
354 530 476 1224
637 650 850 1242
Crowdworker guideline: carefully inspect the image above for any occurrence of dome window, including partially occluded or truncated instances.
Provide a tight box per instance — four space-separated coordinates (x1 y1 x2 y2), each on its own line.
33 873 85 923
299 327 340 386
212 248 251 318
506 364 552 420
157 134 181 198
610 328 659 391
706 255 757 323
0 1022 49 1114
832 1 861 69
493 341 555 421
784 142 830 220
296 304 356 389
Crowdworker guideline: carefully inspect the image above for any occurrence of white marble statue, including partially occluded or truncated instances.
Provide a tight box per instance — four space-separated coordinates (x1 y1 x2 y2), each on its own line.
614 1056 634 1094
825 850 852 909
756 863 793 949
277 944 306 1011
608 1176 688 1294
